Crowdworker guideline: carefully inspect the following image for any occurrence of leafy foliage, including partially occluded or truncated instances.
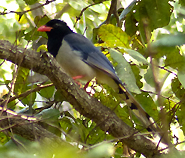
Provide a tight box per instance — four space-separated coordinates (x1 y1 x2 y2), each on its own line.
1 0 185 157
98 24 130 48
109 48 141 93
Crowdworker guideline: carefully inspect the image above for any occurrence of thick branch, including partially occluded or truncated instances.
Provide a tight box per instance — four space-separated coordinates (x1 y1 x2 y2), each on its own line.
0 40 160 157
0 107 65 145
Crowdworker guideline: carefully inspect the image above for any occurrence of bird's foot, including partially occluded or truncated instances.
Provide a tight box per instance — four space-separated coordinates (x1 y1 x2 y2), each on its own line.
72 76 94 96
72 75 84 88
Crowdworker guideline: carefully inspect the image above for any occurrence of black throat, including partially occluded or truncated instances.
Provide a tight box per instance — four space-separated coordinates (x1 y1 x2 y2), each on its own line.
47 36 63 58
46 23 73 57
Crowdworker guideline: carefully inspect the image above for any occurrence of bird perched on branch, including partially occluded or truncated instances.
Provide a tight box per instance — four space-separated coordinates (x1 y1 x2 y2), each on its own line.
37 19 158 134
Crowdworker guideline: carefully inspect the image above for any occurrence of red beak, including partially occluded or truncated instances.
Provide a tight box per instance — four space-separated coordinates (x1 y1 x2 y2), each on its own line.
37 25 52 32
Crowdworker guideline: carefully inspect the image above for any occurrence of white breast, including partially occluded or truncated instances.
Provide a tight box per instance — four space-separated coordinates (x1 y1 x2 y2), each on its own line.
56 40 119 91
56 40 96 82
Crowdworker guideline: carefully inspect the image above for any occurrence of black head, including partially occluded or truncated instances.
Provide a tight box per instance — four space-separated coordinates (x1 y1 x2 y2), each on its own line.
44 19 73 38
38 19 73 57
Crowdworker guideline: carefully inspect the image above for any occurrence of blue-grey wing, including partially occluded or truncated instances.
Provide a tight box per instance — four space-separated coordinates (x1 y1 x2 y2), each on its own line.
64 33 120 81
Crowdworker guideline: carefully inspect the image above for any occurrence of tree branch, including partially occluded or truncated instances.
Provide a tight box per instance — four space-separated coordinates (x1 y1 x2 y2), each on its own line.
0 0 56 16
105 0 120 26
0 106 65 145
0 40 160 157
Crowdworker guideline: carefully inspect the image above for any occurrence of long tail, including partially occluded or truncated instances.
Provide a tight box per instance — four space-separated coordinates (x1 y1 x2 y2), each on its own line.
118 83 171 145
118 83 158 132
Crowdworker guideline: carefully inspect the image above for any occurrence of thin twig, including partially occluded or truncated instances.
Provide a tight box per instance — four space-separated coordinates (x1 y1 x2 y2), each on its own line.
1 83 53 105
0 0 56 16
75 3 96 27
157 65 177 76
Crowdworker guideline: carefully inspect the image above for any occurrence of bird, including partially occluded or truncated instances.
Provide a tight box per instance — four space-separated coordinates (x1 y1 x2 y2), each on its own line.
37 19 158 134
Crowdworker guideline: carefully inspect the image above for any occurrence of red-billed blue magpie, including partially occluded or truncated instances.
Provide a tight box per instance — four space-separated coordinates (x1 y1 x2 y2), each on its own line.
37 19 158 133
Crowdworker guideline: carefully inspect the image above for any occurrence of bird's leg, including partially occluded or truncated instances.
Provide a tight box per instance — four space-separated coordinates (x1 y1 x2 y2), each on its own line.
72 76 94 96
72 76 84 80
72 75 84 88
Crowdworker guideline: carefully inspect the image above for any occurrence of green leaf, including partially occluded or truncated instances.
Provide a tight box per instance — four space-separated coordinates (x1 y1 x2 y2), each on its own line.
86 126 111 145
39 108 60 121
21 90 36 106
37 44 47 52
0 132 9 145
23 0 38 5
123 48 148 65
69 1 87 10
34 15 51 27
143 0 171 28
171 78 185 99
38 84 55 99
135 92 158 121
149 34 183 59
119 0 136 21
24 28 41 41
165 48 185 71
54 90 66 102
14 67 36 106
14 67 29 95
25 16 50 41
92 0 107 4
7 100 16 110
131 64 143 89
16 29 26 41
94 84 133 126
178 70 185 89
59 117 73 133
151 34 185 48
179 0 185 7
176 103 185 136
132 0 172 42
98 24 130 48
125 13 138 37
144 66 155 87
109 49 141 94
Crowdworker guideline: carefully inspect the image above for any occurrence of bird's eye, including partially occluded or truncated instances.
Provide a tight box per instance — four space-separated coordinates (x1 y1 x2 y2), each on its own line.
55 23 60 27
